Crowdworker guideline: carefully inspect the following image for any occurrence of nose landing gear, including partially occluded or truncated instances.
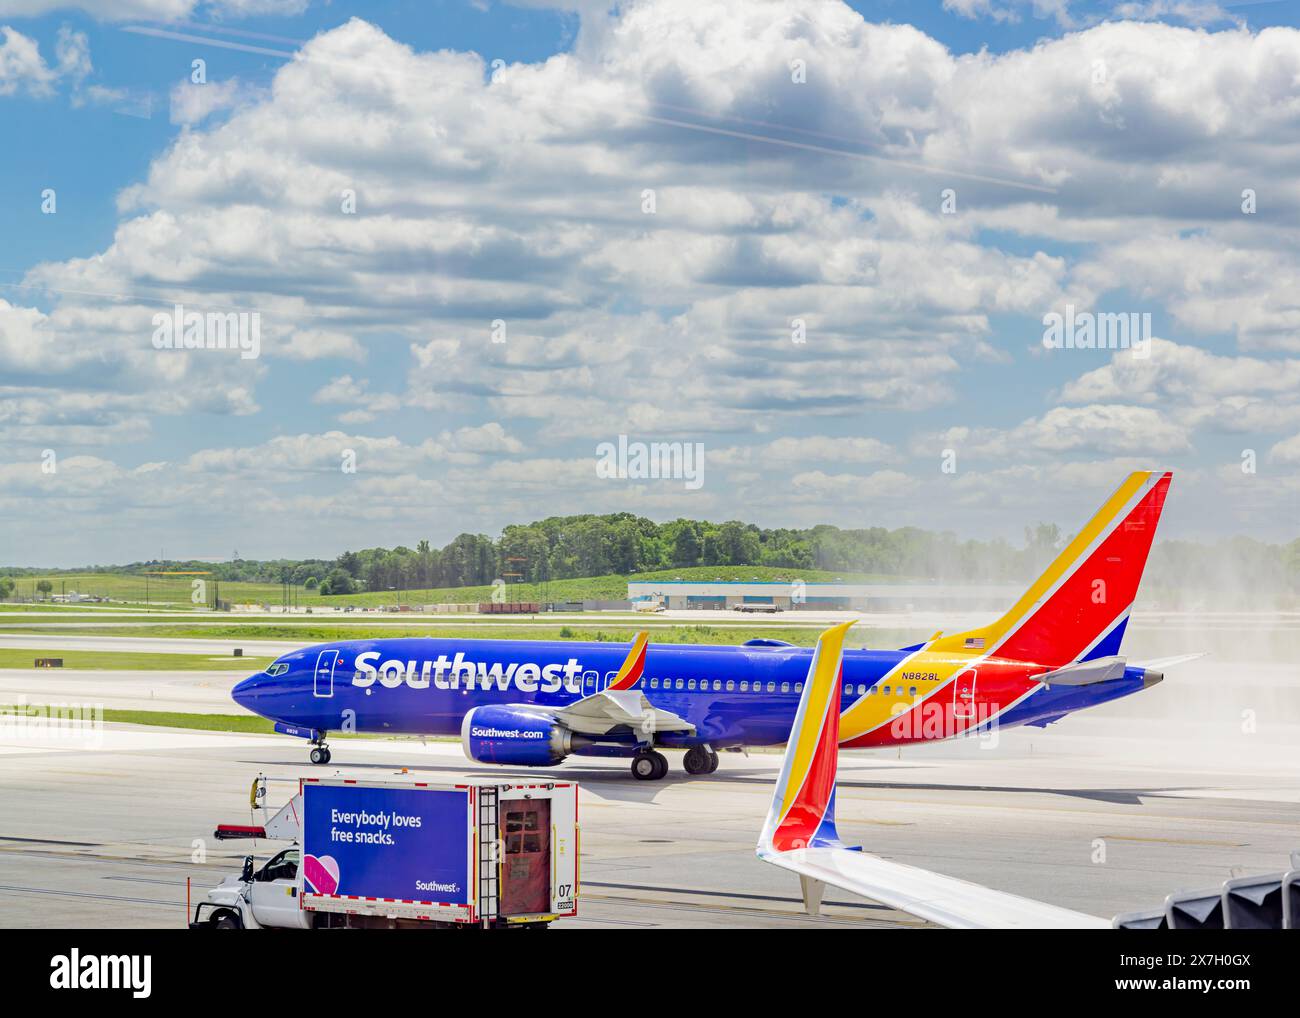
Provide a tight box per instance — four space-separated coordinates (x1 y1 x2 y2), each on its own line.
309 737 332 765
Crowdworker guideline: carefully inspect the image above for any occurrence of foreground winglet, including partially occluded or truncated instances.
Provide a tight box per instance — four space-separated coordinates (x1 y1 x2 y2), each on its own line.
758 620 1108 928
759 619 855 853
606 630 650 692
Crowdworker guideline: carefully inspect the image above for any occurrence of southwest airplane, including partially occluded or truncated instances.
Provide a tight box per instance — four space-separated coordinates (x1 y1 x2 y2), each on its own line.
233 470 1178 780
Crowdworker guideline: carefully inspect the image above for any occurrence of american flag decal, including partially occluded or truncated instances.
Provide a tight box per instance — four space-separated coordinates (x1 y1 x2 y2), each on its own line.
964 637 985 649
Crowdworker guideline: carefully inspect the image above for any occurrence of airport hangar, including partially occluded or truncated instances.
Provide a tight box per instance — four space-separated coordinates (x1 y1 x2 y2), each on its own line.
627 580 1021 612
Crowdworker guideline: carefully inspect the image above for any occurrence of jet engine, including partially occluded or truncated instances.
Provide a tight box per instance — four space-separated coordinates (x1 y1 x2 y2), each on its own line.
460 705 587 766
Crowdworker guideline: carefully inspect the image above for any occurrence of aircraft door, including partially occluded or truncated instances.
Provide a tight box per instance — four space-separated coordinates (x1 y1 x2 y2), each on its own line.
314 649 338 698
952 668 977 721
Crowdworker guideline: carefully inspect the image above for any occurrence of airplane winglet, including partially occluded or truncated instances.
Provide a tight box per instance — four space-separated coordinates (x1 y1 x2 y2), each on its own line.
606 630 650 692
759 619 856 855
757 619 1109 928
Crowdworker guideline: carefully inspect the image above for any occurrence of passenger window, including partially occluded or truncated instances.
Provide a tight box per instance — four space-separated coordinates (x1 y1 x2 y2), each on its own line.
883 685 891 695
713 680 722 691
766 682 775 692
843 684 851 696
857 684 866 695
649 678 657 688
725 680 735 691
740 681 749 691
909 686 917 696
794 682 803 692
780 682 789 693
688 679 696 690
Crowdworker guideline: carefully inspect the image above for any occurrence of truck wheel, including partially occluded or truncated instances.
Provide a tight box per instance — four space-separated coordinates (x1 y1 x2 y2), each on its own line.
212 911 241 930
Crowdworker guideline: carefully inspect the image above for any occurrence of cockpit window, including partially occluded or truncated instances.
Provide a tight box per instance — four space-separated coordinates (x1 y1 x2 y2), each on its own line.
264 662 290 676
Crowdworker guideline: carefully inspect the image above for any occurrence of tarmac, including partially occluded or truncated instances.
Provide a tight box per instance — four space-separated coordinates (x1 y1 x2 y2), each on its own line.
0 614 1296 929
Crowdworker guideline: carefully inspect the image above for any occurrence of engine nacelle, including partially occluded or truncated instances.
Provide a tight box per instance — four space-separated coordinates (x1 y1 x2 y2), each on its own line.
460 705 575 767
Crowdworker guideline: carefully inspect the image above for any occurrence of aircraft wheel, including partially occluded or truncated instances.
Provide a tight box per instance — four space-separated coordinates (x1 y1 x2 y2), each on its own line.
631 751 668 781
310 747 327 765
683 746 711 775
321 748 332 765
705 749 720 774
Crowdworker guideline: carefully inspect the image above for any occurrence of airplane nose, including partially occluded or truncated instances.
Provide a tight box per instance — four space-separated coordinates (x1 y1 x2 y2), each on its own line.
232 674 262 712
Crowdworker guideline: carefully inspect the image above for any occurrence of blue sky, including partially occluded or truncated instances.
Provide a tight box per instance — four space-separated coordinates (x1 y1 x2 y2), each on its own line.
1 0 1299 565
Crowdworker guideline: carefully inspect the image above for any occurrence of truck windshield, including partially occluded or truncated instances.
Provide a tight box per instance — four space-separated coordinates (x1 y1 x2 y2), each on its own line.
258 848 299 882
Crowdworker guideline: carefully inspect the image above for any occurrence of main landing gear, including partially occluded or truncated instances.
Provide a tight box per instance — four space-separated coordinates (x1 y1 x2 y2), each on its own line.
309 737 332 766
631 750 668 781
682 746 719 775
630 747 720 780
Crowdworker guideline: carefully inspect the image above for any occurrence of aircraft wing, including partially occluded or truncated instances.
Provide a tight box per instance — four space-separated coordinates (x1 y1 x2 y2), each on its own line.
762 845 1108 929
756 619 1108 929
532 631 694 738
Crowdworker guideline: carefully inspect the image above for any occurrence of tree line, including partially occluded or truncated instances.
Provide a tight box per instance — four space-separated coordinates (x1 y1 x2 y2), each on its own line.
6 512 1299 603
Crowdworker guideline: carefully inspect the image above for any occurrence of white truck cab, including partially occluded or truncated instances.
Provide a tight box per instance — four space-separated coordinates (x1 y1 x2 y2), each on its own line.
194 847 313 930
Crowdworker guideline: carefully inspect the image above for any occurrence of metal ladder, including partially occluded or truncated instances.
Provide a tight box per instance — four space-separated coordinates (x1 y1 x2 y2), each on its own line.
478 786 499 926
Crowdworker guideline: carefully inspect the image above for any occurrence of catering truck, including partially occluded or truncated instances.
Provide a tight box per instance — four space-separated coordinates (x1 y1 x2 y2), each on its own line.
190 775 579 929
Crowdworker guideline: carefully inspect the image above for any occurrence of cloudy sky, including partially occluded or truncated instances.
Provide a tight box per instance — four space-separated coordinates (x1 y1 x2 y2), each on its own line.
1 0 1298 566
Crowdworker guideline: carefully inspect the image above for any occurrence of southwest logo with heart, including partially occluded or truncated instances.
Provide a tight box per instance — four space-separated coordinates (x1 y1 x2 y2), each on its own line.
303 854 340 895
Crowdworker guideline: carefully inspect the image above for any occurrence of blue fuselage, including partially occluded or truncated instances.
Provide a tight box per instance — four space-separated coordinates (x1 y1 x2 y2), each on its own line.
232 636 1151 750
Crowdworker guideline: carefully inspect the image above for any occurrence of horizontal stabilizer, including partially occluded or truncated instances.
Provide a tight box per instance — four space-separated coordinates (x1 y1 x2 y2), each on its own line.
1038 655 1128 687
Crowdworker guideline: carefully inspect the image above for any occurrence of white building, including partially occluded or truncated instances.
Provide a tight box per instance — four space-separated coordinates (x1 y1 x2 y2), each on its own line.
626 579 1021 612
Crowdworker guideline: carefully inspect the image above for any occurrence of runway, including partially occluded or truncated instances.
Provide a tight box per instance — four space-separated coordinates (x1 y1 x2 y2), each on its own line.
0 718 1296 929
0 669 250 714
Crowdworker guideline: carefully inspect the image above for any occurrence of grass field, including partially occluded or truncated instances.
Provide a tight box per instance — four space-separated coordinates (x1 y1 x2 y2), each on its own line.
96 709 453 740
0 621 924 648
2 564 914 611
0 649 271 671
101 709 277 733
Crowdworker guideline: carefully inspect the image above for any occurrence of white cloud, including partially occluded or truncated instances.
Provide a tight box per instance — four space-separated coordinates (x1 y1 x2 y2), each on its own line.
926 403 1192 458
280 328 365 362
0 0 304 19
169 77 264 127
0 25 82 97
5 3 1300 558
